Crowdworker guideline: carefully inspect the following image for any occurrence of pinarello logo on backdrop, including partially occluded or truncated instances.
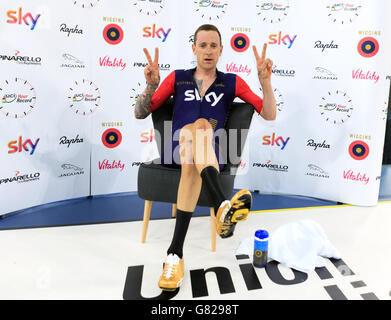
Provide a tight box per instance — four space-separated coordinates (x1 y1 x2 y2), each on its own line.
231 33 250 52
102 128 122 148
103 24 124 45
142 24 171 42
357 37 379 58
348 140 369 160
6 7 41 30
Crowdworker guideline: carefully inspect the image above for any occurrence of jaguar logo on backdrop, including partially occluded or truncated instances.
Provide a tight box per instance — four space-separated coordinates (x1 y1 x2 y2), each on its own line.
61 53 85 69
67 79 101 116
312 67 338 80
0 78 36 119
306 164 330 179
58 164 85 178
193 0 228 20
255 0 290 23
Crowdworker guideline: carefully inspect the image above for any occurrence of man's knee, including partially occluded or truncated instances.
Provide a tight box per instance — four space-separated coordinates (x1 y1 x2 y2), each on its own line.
194 118 212 131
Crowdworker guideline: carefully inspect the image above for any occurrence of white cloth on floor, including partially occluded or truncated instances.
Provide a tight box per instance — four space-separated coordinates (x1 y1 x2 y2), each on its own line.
235 220 341 274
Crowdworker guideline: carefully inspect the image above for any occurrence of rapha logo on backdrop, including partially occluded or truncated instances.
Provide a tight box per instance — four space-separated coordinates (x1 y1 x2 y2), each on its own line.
325 0 362 25
0 78 36 119
59 23 83 37
6 7 41 30
123 255 379 300
59 134 84 148
193 0 228 20
314 40 338 52
255 0 290 23
0 50 42 66
132 0 166 16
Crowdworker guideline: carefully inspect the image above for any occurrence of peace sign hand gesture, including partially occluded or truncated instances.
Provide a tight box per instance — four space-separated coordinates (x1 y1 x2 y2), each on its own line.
253 43 273 84
143 47 160 85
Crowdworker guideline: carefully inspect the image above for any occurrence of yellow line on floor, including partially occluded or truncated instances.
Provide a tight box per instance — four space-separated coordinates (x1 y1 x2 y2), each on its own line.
249 200 391 214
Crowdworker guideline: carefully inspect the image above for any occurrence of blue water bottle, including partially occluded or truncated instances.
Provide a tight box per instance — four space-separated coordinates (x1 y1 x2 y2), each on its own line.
253 229 269 268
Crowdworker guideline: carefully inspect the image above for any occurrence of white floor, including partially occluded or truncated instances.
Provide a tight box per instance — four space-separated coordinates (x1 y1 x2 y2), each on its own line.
1 202 391 300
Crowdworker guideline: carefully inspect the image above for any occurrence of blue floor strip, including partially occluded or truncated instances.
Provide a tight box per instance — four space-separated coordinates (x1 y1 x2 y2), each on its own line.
0 190 345 230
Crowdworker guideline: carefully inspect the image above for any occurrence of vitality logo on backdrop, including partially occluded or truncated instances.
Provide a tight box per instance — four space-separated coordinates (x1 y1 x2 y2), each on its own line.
6 7 41 30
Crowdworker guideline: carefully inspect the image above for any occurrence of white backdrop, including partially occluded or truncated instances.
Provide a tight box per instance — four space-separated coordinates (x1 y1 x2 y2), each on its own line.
0 0 390 216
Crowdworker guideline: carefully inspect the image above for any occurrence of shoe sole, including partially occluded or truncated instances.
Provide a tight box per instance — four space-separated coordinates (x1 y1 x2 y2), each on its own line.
217 190 252 237
159 278 183 291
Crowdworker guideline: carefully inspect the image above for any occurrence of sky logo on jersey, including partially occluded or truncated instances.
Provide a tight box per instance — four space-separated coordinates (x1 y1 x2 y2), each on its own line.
262 133 290 150
184 90 224 107
8 136 40 155
268 31 296 48
6 7 41 30
143 24 171 42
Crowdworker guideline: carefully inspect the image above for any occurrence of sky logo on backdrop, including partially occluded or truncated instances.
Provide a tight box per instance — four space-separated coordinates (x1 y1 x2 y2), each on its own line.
6 7 41 30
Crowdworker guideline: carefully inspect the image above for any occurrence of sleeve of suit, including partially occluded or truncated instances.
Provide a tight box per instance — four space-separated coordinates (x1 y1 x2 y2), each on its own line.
234 75 263 114
150 71 176 112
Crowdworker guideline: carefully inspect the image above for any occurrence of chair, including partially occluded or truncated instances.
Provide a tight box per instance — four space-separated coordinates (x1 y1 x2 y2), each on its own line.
137 98 254 251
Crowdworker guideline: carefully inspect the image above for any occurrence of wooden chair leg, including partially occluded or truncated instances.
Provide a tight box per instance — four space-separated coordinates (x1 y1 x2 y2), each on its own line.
141 200 152 243
210 207 216 252
172 203 177 218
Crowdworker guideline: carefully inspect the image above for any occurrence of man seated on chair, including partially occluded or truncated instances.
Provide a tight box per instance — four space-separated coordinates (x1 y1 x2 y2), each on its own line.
134 24 276 291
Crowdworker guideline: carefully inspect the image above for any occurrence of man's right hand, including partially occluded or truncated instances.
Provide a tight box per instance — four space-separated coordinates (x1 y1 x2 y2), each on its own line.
143 47 160 85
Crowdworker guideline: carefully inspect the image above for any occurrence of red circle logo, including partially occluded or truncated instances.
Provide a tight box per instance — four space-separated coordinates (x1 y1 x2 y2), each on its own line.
349 140 369 160
357 37 379 58
231 33 250 52
103 24 124 45
102 128 122 148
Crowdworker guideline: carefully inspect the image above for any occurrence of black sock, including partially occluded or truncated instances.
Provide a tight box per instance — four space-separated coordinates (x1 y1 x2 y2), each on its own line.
167 209 193 259
200 166 227 215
